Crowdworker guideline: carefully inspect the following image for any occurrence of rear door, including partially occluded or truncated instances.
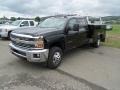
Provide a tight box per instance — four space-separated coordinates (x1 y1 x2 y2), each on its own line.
77 18 88 45
29 21 35 27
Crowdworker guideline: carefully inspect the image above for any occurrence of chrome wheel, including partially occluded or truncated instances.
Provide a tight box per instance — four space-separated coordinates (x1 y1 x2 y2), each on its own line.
53 52 61 65
47 47 63 69
97 39 100 46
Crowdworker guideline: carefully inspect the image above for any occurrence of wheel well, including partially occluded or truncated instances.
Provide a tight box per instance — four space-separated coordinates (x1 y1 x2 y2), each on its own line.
8 31 12 35
50 42 65 51
8 31 12 39
100 34 105 42
8 30 12 33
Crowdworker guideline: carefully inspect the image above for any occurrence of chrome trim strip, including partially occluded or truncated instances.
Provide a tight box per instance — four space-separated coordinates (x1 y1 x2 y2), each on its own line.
11 33 39 39
10 43 26 58
11 37 35 44
12 51 26 58
9 43 27 52
30 48 44 50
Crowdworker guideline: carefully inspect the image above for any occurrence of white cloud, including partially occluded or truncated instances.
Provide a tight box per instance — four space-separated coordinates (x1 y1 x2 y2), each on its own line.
0 0 119 17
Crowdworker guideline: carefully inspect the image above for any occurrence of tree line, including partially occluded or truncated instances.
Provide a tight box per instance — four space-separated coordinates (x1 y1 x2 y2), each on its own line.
0 16 41 22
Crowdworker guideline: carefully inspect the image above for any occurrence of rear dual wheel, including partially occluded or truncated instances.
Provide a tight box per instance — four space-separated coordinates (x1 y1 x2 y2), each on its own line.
93 36 101 48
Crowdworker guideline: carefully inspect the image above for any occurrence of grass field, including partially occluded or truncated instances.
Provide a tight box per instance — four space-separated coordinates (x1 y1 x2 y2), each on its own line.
102 24 120 48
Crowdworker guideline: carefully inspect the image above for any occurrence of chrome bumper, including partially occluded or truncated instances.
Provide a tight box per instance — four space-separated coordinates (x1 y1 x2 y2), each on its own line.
9 43 49 62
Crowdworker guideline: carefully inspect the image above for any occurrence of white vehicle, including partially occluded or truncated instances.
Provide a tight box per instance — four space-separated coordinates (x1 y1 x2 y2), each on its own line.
0 20 38 38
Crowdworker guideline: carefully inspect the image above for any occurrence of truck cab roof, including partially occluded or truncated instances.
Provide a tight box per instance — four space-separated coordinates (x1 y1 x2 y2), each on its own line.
46 15 103 25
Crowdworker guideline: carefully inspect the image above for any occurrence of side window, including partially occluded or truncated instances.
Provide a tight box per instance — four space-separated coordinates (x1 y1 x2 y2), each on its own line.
30 21 34 26
77 18 87 32
67 19 77 31
21 21 29 27
77 18 87 26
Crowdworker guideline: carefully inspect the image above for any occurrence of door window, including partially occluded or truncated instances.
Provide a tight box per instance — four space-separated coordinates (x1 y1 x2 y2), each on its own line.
77 18 87 32
77 18 87 26
67 19 77 31
21 21 29 27
30 21 34 26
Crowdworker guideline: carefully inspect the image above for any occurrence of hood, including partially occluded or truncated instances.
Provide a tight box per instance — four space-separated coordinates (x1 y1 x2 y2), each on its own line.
0 25 18 30
12 27 64 37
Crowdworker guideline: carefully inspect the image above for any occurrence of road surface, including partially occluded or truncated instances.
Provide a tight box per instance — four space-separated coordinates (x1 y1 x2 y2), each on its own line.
0 40 120 90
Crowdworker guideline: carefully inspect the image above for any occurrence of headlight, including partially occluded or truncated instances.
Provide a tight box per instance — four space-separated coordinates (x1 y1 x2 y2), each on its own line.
35 36 44 49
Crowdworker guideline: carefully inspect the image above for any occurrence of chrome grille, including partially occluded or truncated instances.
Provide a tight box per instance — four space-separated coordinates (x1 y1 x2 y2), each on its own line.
12 41 35 49
11 33 36 49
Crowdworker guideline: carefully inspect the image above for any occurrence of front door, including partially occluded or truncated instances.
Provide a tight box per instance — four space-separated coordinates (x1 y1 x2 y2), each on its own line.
65 18 79 50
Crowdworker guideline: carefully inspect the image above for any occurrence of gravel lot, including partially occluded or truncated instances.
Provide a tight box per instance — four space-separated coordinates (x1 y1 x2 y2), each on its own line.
1 40 120 90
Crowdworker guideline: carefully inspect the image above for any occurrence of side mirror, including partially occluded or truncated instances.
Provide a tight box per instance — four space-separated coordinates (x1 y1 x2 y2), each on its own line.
20 24 25 27
73 24 79 31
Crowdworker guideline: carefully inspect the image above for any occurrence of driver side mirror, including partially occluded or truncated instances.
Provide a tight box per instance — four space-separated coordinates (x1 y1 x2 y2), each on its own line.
73 24 79 31
20 24 25 27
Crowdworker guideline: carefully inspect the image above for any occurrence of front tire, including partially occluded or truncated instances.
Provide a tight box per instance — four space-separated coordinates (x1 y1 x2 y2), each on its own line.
47 47 63 69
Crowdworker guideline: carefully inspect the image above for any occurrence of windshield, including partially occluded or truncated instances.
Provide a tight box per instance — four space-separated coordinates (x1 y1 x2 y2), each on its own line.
38 17 67 29
11 20 21 26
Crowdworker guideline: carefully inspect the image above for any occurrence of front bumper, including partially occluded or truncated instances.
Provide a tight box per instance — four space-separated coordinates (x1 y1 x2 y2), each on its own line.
0 32 8 38
9 43 49 62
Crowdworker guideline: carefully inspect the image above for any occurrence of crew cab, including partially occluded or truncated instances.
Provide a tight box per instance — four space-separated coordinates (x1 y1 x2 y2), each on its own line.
9 15 107 69
0 20 37 38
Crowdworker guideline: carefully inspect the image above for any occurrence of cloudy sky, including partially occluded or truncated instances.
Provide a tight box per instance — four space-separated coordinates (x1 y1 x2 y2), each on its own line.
0 0 119 18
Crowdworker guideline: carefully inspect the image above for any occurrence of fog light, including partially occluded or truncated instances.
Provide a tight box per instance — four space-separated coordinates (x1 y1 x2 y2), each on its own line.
33 54 40 58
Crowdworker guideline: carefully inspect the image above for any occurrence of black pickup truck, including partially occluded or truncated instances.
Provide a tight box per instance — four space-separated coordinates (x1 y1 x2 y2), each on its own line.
9 15 106 69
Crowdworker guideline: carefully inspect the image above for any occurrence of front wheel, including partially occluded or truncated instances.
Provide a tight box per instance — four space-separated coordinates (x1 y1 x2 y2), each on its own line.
47 47 63 69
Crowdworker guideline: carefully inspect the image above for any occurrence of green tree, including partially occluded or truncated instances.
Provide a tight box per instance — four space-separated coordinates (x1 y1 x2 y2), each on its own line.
35 16 41 22
10 17 16 21
3 16 8 20
17 17 21 20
